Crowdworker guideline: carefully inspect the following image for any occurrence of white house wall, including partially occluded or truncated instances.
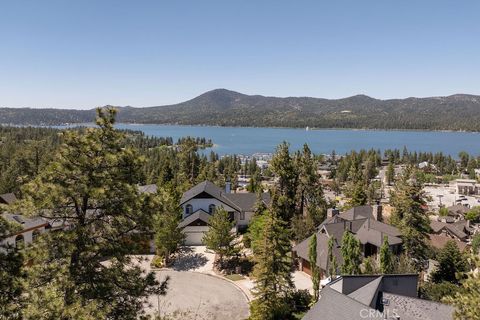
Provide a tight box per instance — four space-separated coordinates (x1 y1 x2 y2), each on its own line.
1 226 46 248
182 198 236 218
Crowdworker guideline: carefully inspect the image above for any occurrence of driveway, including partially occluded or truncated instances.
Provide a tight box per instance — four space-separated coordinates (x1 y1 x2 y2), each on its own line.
145 270 250 320
172 246 215 273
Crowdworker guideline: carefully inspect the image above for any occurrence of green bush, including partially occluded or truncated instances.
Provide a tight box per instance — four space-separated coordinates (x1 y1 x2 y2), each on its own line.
150 255 164 269
419 282 461 302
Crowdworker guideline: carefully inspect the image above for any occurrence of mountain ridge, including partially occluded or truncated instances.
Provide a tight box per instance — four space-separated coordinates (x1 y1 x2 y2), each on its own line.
1 89 480 131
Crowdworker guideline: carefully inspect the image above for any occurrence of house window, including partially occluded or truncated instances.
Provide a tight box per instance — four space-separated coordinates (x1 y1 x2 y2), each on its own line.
32 229 41 242
240 211 245 220
15 235 24 248
208 204 216 214
185 204 193 215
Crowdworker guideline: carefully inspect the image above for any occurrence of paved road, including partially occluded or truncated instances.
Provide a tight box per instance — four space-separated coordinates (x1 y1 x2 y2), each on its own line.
145 270 250 320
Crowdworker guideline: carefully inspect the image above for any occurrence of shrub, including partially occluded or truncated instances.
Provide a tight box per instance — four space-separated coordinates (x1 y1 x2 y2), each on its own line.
150 255 164 269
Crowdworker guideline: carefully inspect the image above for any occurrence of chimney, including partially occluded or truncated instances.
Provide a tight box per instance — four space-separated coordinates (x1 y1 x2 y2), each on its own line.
225 180 231 194
327 207 340 218
373 203 383 221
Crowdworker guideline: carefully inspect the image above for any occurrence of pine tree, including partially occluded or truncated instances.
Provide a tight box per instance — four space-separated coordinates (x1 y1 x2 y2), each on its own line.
0 215 25 319
16 108 168 319
386 161 395 185
389 167 431 269
269 142 298 222
341 231 362 275
309 234 320 302
362 256 378 275
249 202 294 319
153 187 185 265
379 236 394 274
344 161 367 208
430 240 467 284
327 236 338 278
445 255 480 319
202 207 238 266
292 144 327 240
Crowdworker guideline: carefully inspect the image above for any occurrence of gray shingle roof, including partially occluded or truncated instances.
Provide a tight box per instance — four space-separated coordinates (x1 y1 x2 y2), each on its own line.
430 220 467 240
178 209 211 228
347 276 383 307
2 214 48 233
180 181 241 210
180 181 269 212
383 292 454 320
0 193 17 205
446 204 469 216
339 205 375 220
138 184 158 194
294 207 402 270
223 193 270 212
303 286 383 320
293 232 343 271
304 275 453 320
355 222 403 247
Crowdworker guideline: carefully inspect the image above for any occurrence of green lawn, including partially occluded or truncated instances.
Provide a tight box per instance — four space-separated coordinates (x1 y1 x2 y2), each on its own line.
224 274 245 281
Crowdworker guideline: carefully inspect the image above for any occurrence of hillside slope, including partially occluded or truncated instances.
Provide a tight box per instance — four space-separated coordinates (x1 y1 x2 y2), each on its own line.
1 89 480 131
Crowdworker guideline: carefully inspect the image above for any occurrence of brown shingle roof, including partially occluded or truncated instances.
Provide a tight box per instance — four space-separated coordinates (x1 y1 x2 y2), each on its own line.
428 234 468 251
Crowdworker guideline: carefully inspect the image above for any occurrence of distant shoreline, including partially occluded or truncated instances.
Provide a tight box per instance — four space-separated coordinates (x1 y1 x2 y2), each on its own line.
14 122 478 134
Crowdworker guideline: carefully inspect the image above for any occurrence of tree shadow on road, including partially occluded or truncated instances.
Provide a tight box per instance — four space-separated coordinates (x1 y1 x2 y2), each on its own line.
172 247 208 271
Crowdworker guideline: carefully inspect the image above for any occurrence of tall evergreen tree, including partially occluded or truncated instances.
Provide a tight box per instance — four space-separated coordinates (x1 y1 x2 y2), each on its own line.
249 196 294 320
341 231 362 275
0 215 24 320
16 108 168 319
309 233 320 302
430 240 467 284
202 207 238 266
153 186 185 265
445 255 480 320
327 236 338 278
269 142 298 222
386 161 395 185
292 144 327 241
389 167 431 269
379 236 394 274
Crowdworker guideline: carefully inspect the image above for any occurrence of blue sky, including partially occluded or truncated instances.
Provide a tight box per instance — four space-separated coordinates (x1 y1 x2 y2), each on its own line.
1 0 479 109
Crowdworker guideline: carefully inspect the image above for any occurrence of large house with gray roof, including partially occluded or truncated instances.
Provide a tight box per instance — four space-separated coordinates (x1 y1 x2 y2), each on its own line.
179 181 269 245
1 193 49 249
303 274 453 320
293 205 403 277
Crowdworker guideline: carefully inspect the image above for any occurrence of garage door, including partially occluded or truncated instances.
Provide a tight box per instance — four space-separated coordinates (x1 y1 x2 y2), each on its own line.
184 231 205 246
183 226 209 246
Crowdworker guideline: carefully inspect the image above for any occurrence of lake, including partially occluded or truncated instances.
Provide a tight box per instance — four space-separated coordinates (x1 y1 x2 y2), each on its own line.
106 124 480 157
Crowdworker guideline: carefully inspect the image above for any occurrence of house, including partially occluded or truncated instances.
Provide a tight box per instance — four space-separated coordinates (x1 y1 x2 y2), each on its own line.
1 214 49 248
293 205 402 278
303 274 453 320
446 204 470 219
0 193 17 205
179 181 270 245
429 219 472 251
430 220 471 242
455 179 480 196
1 185 163 252
1 193 49 248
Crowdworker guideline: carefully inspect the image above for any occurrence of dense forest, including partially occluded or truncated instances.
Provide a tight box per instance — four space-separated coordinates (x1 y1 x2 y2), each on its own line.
2 89 480 131
0 125 218 195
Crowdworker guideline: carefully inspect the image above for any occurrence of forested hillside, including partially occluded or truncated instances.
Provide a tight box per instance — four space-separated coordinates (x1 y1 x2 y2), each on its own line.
2 89 480 131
